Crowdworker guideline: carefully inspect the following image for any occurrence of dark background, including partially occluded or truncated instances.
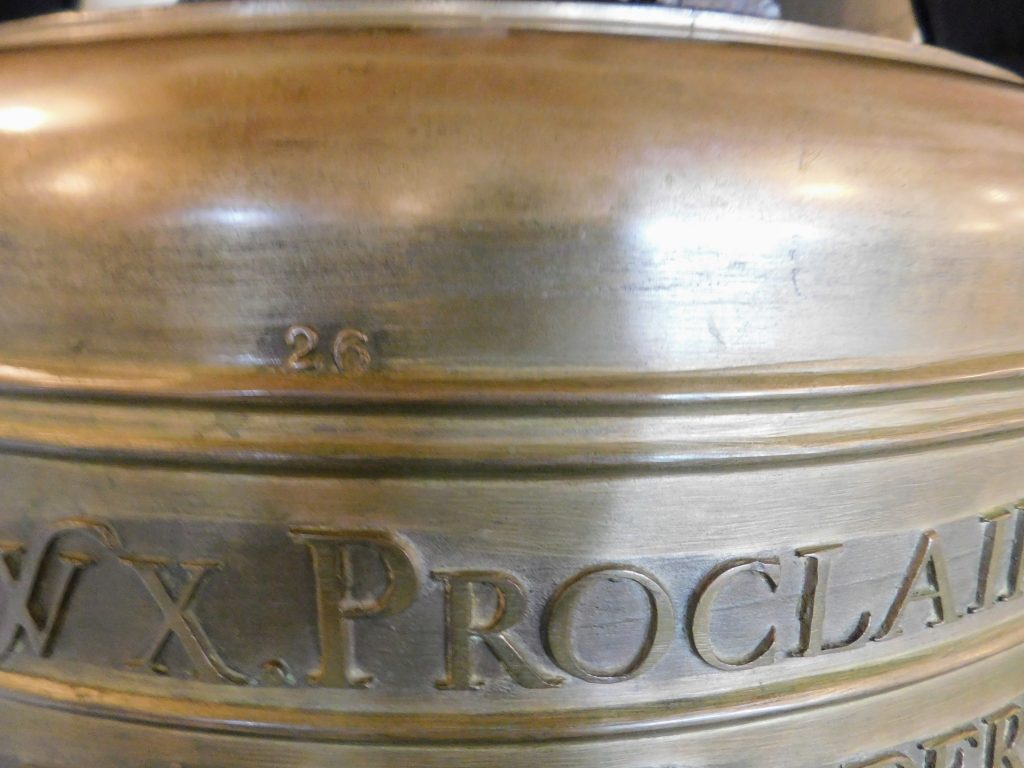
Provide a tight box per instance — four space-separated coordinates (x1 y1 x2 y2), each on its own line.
911 0 1024 74
3 0 76 20
2 1 1024 76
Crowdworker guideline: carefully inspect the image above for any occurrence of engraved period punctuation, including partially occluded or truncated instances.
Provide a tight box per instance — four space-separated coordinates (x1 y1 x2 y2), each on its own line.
3 501 1024 691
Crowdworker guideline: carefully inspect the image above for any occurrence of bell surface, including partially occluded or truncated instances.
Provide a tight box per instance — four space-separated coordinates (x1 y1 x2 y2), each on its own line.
0 3 1022 767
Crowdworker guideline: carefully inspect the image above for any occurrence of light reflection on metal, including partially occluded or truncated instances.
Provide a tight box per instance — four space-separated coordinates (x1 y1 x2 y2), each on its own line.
985 188 1014 204
0 105 47 133
180 205 285 228
49 171 95 197
640 216 821 256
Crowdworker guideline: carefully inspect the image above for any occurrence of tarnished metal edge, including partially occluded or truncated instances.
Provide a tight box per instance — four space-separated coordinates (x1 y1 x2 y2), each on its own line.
1 353 1024 410
0 600 1020 744
2 356 1024 475
0 405 1022 477
0 1 1018 85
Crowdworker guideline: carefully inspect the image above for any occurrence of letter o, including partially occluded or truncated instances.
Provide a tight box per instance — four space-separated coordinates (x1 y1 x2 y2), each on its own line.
544 565 675 683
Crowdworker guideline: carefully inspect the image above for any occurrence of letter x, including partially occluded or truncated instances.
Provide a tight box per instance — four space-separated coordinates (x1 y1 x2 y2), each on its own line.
122 556 249 685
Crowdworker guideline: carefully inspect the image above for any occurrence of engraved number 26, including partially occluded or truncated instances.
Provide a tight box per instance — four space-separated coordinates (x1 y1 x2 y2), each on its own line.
284 325 372 375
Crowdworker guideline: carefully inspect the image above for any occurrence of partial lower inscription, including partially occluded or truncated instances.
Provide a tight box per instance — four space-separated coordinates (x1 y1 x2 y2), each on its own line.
840 700 1022 768
6 698 1024 768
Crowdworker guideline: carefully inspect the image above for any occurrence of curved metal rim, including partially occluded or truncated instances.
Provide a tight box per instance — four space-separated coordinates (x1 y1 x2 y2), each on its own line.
1 399 1023 477
0 0 1018 85
2 352 1024 409
0 599 1020 744
1 354 1024 477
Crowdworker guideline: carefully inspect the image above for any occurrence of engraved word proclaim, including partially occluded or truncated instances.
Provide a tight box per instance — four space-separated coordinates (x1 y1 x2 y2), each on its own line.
1 500 1024 691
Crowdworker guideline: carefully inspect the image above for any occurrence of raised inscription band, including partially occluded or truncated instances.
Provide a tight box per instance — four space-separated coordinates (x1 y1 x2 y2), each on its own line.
7 503 1022 690
0 495 1022 740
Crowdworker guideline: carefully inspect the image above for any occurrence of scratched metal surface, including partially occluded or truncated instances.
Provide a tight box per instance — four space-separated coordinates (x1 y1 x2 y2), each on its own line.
0 3 1021 768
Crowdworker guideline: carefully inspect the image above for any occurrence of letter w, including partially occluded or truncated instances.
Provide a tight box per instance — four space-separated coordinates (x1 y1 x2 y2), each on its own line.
0 519 119 658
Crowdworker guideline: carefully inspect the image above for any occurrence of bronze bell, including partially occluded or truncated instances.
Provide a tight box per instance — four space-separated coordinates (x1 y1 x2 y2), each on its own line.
0 3 1022 767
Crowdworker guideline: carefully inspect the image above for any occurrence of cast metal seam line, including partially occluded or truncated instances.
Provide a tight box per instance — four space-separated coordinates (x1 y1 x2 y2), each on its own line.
3 353 1024 412
6 366 1024 415
0 412 1021 476
0 606 1018 746
0 2 1016 85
